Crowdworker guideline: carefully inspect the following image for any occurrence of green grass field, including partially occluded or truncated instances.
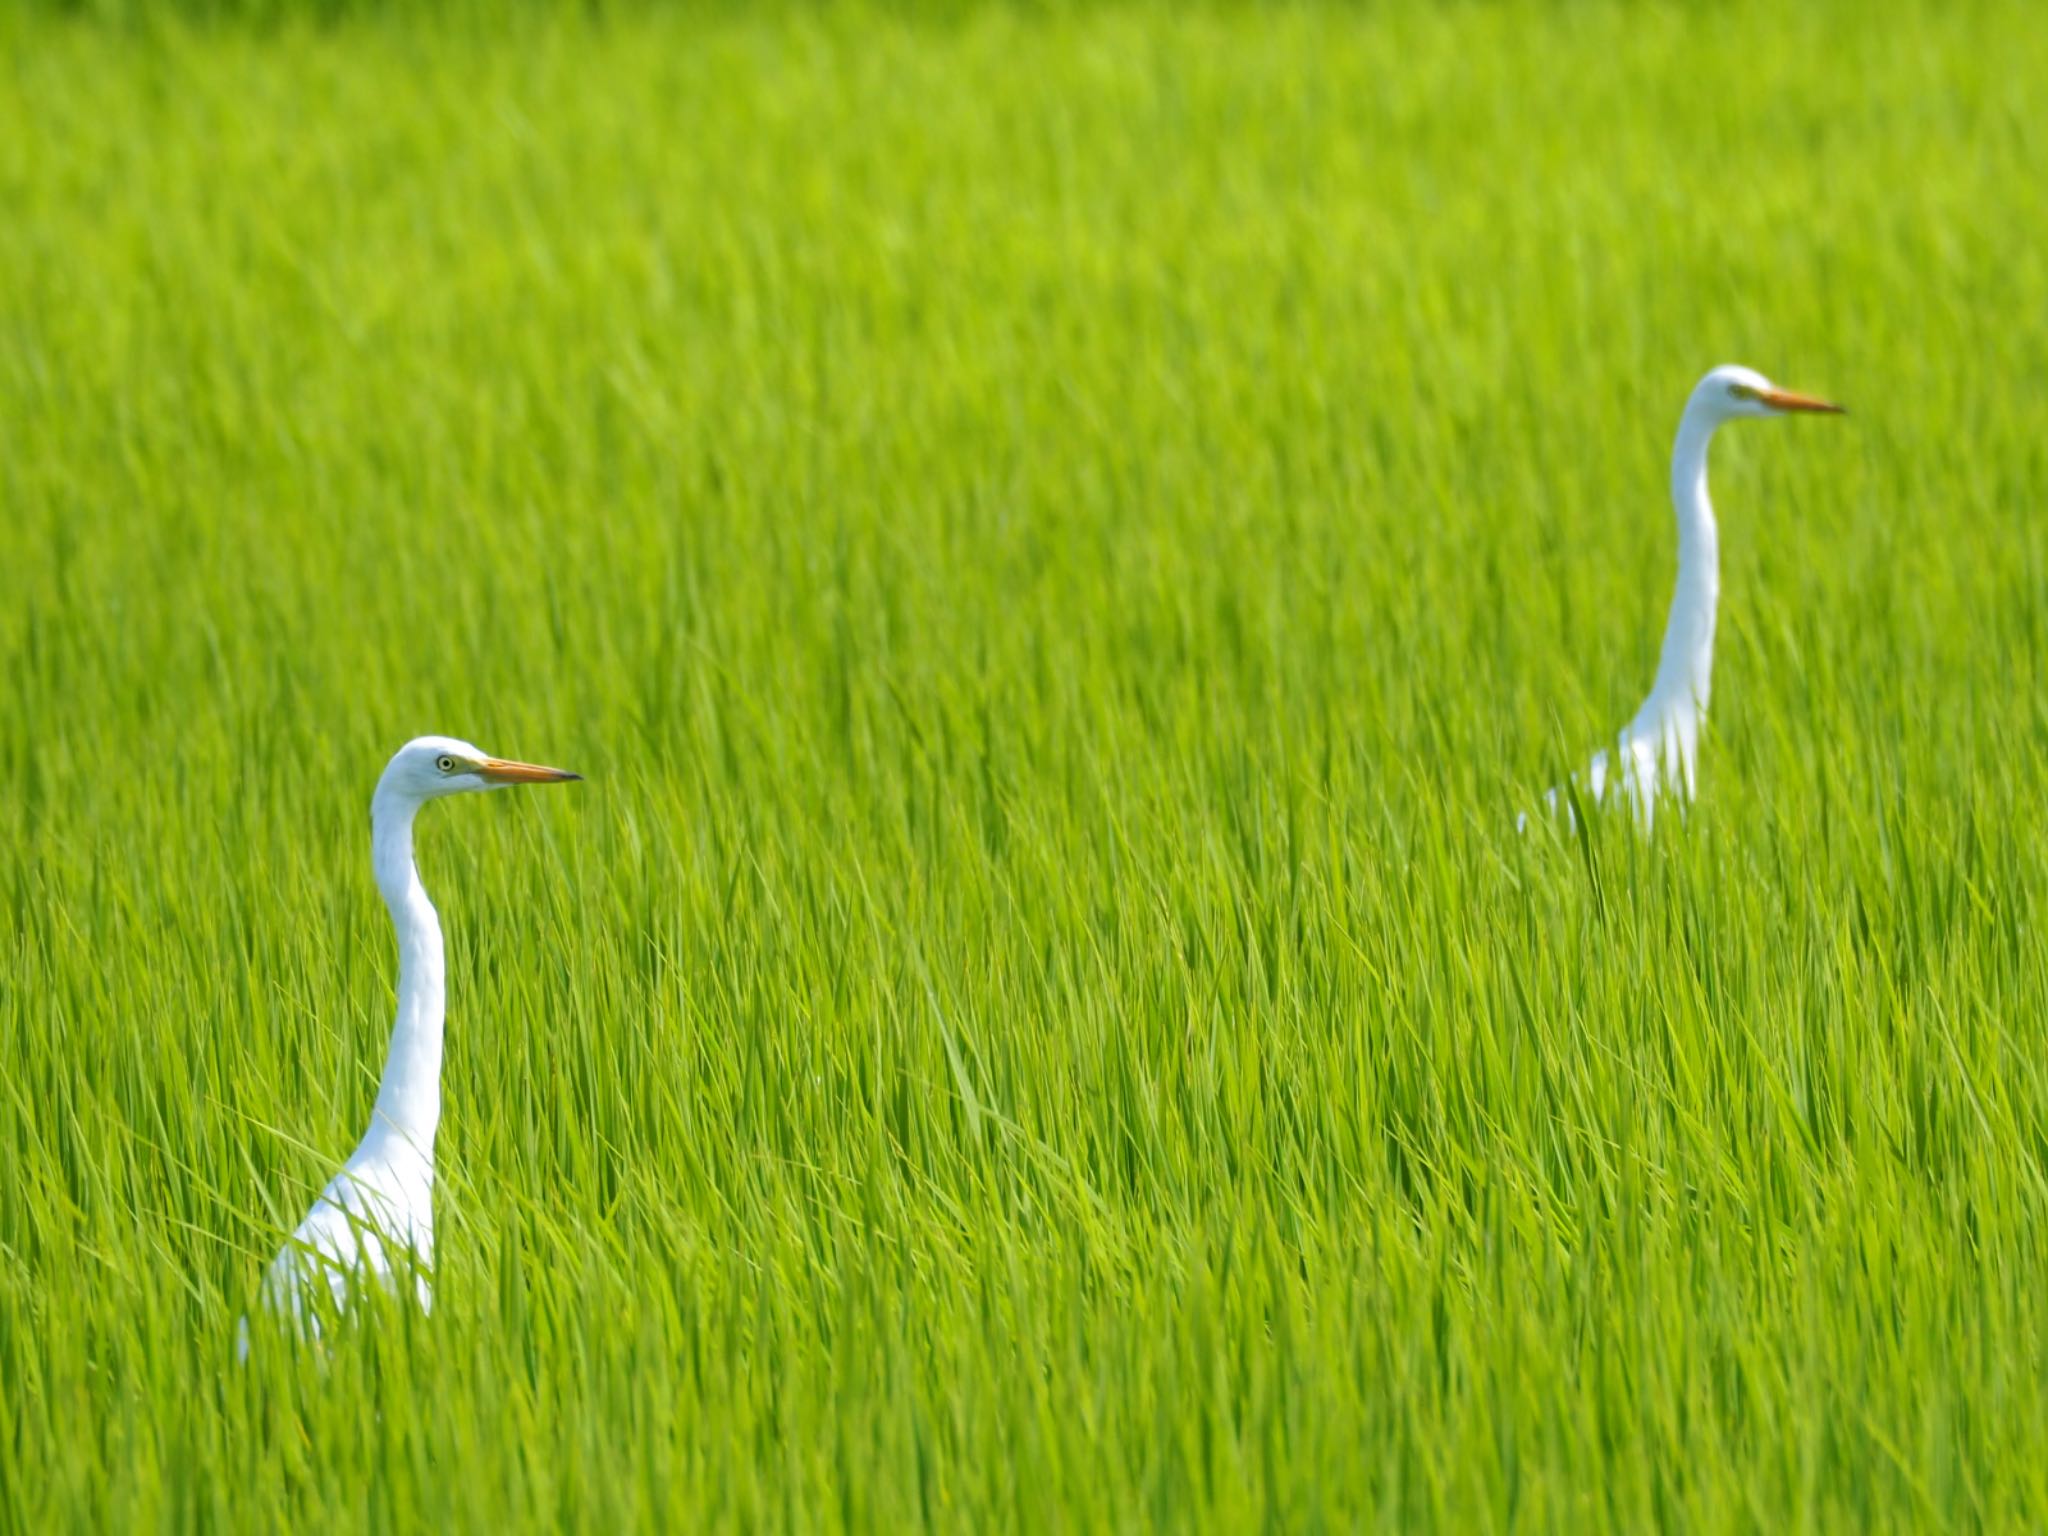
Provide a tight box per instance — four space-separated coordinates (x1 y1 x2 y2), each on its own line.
5 0 2048 1527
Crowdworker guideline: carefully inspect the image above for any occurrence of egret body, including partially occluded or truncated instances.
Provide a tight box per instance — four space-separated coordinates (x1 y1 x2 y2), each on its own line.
1530 365 1843 828
241 736 579 1354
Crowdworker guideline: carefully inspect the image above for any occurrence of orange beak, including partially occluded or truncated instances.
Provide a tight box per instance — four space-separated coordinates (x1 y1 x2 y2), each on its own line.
476 757 582 785
1756 386 1846 415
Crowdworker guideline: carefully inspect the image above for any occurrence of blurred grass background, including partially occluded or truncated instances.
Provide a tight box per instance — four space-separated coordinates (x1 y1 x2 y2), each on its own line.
4 0 2048 1528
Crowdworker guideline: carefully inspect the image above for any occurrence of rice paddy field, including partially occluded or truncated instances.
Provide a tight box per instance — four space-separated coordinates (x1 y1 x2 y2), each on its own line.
5 0 2048 1528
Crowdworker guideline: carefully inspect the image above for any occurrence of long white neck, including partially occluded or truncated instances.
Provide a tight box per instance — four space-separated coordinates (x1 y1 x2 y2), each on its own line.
364 786 445 1165
1639 404 1721 727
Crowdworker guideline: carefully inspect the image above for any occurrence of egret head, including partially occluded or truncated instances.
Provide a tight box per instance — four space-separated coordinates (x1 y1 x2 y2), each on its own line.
379 735 582 805
1693 364 1845 424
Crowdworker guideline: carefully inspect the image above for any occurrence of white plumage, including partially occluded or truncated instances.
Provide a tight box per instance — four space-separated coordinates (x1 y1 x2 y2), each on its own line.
1528 364 1843 831
240 735 578 1356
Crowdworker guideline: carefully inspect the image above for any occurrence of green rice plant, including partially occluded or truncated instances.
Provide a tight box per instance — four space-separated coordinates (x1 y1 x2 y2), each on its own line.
4 0 2048 1528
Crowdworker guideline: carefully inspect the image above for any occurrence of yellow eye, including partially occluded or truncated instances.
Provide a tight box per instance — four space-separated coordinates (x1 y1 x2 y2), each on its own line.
436 755 457 773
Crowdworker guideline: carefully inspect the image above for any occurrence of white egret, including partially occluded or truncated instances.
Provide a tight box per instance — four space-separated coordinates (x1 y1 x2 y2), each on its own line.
1528 364 1843 829
240 736 579 1356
